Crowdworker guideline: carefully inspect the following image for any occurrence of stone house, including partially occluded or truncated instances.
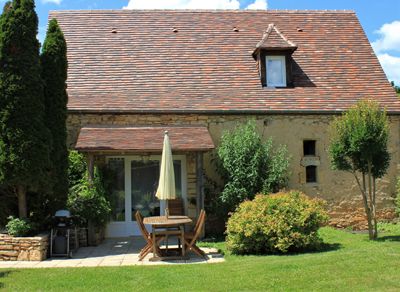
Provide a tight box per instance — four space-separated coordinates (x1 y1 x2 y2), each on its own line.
51 9 400 236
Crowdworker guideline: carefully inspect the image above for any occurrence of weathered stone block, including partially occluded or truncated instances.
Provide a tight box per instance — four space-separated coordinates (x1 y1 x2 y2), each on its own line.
0 250 18 257
29 250 45 261
0 245 13 250
17 250 29 261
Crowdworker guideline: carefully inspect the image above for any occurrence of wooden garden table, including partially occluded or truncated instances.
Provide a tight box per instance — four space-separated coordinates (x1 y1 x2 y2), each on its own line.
143 215 192 261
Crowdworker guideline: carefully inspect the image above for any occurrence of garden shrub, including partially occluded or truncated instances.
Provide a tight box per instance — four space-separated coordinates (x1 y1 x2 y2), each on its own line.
67 169 111 228
216 120 290 213
396 177 400 216
6 216 32 237
226 190 328 254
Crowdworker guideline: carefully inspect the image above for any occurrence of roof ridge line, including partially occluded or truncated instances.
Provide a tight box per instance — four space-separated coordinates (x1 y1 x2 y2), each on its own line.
49 9 356 14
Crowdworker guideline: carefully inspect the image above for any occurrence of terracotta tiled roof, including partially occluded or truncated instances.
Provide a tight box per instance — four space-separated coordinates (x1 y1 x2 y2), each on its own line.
255 23 297 51
75 126 215 152
49 10 400 114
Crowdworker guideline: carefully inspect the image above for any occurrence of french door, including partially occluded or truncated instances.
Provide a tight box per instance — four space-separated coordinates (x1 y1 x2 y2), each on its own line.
105 155 187 237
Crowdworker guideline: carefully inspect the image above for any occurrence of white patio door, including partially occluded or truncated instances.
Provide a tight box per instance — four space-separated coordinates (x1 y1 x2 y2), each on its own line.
106 155 186 237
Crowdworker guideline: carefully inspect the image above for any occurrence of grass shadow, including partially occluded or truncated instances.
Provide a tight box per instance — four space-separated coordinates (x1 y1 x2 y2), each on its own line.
376 235 400 242
312 242 342 253
275 242 342 257
0 270 14 289
225 242 342 257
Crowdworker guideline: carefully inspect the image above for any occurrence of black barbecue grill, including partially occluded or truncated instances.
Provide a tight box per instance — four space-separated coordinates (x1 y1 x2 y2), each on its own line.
50 210 79 257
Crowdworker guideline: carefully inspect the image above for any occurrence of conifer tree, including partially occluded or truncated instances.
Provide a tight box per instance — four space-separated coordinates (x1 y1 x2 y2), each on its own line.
0 0 51 218
41 19 68 210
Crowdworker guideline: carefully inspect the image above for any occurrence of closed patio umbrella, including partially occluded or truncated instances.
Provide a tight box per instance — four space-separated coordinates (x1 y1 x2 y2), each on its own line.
156 131 176 218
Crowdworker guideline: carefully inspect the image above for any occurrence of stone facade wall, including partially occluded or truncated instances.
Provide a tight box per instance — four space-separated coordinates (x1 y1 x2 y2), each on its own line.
0 234 48 261
67 113 400 228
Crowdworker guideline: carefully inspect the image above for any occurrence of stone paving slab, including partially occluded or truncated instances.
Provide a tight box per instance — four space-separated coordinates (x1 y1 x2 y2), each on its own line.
0 237 224 268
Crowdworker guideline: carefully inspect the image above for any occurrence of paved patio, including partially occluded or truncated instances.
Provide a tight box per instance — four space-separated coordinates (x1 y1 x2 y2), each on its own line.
0 237 224 268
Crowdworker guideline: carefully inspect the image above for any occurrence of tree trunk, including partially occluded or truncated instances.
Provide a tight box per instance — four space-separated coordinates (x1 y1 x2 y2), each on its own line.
17 185 28 218
367 164 375 240
355 171 374 240
372 177 378 239
364 200 374 240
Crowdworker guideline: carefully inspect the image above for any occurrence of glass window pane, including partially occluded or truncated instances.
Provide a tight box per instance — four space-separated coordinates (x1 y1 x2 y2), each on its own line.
131 160 160 220
267 59 284 85
107 158 125 221
174 160 182 198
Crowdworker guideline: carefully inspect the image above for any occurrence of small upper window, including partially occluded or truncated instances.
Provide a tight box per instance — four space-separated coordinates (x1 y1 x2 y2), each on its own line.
303 140 316 156
266 55 286 87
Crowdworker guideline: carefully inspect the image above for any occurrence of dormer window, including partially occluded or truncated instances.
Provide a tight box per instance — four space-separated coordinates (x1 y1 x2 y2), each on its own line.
253 23 297 88
266 55 286 87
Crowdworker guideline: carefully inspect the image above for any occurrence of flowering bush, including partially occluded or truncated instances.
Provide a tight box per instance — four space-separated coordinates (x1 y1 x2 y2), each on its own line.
226 190 328 254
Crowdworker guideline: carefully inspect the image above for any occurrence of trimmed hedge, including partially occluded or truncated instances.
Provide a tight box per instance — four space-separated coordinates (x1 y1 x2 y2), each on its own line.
226 190 328 254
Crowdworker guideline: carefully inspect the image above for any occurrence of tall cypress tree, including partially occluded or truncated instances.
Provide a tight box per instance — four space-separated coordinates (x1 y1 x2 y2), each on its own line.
0 0 51 218
41 19 68 210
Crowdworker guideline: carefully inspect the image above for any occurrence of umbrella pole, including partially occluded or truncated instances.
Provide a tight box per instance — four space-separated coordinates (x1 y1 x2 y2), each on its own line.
165 200 169 219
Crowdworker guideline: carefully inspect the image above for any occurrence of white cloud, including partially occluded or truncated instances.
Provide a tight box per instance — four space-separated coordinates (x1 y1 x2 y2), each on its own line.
371 21 400 85
41 0 62 4
246 0 267 10
377 53 400 85
123 0 240 9
371 21 400 53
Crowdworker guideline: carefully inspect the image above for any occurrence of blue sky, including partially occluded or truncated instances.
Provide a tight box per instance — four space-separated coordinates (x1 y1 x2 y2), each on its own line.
3 0 400 84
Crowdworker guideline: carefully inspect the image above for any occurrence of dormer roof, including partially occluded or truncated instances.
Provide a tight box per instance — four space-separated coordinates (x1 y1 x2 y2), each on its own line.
255 23 297 52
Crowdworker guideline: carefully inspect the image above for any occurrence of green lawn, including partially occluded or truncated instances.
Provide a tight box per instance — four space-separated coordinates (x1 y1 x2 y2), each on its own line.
1 225 400 291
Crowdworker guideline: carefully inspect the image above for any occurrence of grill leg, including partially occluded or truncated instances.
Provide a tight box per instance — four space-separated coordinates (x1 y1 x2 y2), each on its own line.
50 229 53 257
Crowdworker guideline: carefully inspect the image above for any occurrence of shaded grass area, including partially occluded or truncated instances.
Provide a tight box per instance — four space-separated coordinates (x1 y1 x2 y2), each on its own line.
1 226 400 291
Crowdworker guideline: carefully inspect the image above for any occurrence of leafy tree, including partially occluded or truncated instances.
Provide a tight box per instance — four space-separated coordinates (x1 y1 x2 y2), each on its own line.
0 0 51 218
329 100 390 239
390 81 400 94
217 120 290 212
41 18 68 210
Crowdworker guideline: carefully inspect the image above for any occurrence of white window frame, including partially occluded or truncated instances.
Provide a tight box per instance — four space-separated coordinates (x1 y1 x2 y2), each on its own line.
104 155 187 237
265 55 287 87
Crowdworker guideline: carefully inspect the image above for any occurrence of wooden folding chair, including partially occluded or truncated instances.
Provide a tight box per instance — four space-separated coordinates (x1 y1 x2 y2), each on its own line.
135 211 164 261
184 209 206 258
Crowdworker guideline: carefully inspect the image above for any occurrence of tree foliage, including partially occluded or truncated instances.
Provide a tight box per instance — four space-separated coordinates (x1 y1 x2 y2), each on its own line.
216 120 290 212
67 150 87 188
0 0 51 218
68 169 111 228
41 18 68 210
329 99 390 239
391 81 400 94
